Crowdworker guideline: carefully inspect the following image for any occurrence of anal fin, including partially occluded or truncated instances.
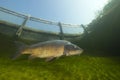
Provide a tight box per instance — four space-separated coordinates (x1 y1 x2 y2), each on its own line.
28 55 36 60
45 57 55 62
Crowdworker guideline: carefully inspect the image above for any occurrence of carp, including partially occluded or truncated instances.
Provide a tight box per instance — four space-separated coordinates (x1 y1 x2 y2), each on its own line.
12 40 83 61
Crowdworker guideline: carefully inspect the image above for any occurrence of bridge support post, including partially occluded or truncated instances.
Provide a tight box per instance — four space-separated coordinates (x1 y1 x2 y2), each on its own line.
58 22 64 40
15 15 30 37
81 24 88 35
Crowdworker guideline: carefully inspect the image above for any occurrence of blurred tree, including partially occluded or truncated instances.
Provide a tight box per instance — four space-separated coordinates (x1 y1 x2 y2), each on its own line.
79 0 120 54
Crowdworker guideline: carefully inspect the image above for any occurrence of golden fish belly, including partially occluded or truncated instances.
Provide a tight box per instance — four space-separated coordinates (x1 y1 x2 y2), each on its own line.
31 45 64 58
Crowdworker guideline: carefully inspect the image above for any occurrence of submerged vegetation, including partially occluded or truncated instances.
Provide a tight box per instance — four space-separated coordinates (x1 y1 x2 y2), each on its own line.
0 0 120 80
0 54 120 80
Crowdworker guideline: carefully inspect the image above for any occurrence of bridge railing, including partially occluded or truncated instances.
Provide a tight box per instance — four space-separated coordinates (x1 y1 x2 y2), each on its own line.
0 7 85 40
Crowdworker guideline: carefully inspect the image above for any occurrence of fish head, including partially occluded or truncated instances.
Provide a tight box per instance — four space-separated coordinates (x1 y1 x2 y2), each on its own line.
64 44 83 56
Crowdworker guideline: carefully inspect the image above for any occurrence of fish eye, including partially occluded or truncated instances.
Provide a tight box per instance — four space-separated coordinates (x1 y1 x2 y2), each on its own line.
73 45 80 50
71 45 76 48
73 46 76 48
68 44 79 49
65 44 80 50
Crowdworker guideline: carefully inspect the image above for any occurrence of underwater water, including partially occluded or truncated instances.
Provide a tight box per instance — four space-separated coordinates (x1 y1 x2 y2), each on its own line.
0 0 120 79
0 34 120 80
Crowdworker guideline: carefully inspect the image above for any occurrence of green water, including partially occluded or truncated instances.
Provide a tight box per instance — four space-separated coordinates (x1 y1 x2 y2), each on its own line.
0 34 120 80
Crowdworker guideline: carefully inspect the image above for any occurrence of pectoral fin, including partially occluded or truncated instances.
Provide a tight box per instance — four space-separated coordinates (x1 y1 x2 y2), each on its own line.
28 54 36 60
45 57 55 62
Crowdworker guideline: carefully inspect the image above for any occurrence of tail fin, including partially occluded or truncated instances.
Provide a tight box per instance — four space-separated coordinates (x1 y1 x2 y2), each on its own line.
12 41 28 60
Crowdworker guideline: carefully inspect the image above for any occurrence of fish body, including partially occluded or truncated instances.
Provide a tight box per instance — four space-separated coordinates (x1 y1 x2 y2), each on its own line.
13 40 83 61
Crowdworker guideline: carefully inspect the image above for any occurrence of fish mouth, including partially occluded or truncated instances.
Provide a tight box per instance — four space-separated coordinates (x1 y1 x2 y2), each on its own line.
65 49 84 56
80 49 84 53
